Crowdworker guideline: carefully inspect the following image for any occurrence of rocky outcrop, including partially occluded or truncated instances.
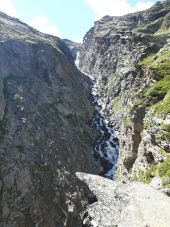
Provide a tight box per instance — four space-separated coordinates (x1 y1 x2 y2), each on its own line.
63 39 81 61
0 11 98 226
77 172 170 227
79 0 170 183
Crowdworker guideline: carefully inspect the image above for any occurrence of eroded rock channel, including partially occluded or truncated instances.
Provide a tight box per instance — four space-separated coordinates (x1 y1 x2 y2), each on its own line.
76 54 119 180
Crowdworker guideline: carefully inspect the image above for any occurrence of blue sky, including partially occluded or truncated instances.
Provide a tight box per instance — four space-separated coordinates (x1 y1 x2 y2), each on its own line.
0 0 158 42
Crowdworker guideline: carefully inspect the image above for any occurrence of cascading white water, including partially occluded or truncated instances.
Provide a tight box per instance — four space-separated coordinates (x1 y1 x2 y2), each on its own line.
75 52 119 180
90 79 119 180
75 51 80 67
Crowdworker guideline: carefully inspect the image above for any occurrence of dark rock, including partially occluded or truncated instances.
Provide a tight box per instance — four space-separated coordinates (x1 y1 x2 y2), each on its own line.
99 157 113 171
0 11 98 226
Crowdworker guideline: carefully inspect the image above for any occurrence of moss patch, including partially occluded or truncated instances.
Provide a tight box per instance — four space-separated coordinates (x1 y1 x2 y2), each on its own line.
153 92 170 118
162 123 170 140
144 79 170 101
140 51 170 69
137 165 157 183
134 157 170 187
140 51 170 83
138 50 170 118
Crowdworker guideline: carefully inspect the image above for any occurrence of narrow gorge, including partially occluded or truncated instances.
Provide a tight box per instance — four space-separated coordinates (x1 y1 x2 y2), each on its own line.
0 0 170 226
76 54 119 180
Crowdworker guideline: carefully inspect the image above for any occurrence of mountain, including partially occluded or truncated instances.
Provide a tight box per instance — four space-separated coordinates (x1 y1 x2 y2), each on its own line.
79 0 170 183
76 1 170 225
0 0 170 226
0 11 98 226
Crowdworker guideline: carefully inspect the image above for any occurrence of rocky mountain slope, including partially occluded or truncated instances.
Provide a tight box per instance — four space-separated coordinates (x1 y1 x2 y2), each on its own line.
0 11 98 227
1 1 170 226
79 0 170 186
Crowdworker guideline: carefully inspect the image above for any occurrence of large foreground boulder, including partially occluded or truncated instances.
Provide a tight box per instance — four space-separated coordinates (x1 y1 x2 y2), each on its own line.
76 172 170 227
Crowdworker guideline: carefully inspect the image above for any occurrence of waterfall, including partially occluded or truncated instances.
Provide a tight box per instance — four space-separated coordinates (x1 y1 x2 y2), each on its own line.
75 52 119 180
75 51 80 67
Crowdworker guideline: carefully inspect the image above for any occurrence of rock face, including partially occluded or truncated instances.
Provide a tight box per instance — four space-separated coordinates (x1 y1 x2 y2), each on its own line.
63 39 81 61
76 172 170 227
1 1 170 226
79 0 170 184
0 11 98 226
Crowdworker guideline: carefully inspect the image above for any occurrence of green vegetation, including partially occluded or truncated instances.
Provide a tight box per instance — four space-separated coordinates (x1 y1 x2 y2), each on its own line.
138 50 170 117
134 157 170 187
162 178 170 188
144 80 170 100
106 73 116 89
159 158 170 178
111 98 122 112
162 123 170 140
137 165 157 183
140 52 170 81
153 93 170 118
140 53 156 66
155 28 170 36
159 148 167 158
137 17 163 34
123 116 132 126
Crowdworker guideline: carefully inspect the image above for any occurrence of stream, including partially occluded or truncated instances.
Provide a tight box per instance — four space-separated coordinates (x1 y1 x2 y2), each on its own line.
76 53 119 180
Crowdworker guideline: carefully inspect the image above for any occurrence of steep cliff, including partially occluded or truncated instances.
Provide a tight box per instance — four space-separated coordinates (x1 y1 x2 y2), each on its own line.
79 0 170 185
63 39 81 61
0 11 97 226
1 1 170 226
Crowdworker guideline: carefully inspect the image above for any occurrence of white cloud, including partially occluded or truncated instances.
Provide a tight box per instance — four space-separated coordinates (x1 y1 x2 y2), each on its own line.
134 1 156 12
85 0 156 19
74 37 83 43
30 16 61 37
0 0 17 17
